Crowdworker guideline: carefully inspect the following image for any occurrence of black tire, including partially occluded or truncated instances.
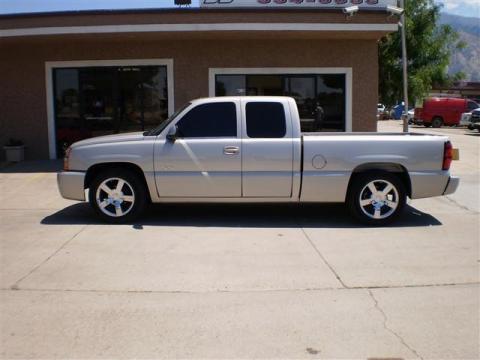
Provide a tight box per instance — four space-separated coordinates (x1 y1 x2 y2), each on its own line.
347 172 407 226
89 168 147 223
431 117 443 128
468 124 474 130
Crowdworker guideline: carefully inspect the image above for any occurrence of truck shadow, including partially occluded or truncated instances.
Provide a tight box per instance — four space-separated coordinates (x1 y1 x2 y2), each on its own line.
41 203 442 228
0 160 62 173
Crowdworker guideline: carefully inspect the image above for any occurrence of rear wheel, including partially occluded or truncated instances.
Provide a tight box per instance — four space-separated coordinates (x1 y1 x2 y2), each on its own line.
431 117 443 128
347 172 406 226
89 169 147 223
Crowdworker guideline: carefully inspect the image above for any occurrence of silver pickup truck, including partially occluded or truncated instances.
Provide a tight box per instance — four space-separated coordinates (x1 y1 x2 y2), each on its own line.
58 96 459 225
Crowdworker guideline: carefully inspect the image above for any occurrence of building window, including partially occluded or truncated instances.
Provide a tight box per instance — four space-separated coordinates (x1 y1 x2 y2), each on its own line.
215 73 346 132
53 65 169 156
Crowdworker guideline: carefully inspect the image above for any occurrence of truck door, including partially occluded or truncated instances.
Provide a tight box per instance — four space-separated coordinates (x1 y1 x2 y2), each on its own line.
154 100 242 197
241 99 294 197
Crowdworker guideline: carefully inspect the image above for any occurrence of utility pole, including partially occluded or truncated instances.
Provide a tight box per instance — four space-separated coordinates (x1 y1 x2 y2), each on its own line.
399 0 409 132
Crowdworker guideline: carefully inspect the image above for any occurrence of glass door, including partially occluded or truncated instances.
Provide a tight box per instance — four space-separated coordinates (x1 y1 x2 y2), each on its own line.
79 67 116 138
53 65 168 157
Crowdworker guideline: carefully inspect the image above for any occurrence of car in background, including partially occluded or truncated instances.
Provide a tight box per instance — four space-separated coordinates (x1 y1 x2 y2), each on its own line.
377 103 386 114
416 97 479 128
407 108 415 123
468 108 480 131
460 111 473 126
377 103 390 120
413 107 423 125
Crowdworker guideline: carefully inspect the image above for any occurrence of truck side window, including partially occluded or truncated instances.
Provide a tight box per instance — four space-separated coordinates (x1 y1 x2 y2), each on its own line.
246 102 286 138
176 102 237 138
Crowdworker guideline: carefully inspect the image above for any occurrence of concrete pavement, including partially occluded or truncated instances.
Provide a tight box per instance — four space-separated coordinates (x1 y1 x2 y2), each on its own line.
0 122 478 359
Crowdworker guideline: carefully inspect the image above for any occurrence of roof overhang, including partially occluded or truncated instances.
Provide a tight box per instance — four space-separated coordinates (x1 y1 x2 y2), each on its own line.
0 22 398 38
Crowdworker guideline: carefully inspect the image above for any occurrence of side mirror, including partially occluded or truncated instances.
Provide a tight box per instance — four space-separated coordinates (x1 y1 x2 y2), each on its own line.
166 126 178 142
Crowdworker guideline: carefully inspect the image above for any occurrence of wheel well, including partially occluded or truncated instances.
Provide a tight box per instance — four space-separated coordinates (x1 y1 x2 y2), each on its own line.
84 162 151 201
346 163 412 199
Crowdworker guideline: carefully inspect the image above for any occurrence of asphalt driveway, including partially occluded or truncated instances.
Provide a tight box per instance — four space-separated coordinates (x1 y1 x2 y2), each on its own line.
0 122 478 359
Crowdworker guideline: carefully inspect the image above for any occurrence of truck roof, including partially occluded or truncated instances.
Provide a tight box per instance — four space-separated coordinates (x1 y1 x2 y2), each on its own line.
425 97 467 104
190 96 295 104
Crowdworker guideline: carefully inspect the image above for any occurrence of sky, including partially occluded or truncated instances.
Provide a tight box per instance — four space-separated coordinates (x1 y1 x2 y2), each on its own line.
0 0 478 18
435 0 480 17
0 0 198 14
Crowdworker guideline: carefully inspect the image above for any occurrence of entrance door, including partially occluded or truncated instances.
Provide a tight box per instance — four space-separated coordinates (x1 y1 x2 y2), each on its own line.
241 100 294 198
53 65 168 157
155 101 242 197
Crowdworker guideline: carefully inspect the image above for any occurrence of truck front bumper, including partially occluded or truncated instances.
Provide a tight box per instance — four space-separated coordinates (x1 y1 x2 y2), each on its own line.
57 171 86 201
443 176 460 196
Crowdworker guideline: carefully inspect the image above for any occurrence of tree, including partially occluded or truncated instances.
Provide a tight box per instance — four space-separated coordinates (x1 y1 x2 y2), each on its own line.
379 0 465 107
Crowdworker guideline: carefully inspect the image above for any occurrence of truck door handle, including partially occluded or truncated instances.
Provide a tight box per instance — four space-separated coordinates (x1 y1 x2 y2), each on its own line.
224 146 240 155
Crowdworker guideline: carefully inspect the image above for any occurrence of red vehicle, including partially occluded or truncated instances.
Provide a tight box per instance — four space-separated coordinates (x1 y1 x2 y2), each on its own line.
414 97 479 128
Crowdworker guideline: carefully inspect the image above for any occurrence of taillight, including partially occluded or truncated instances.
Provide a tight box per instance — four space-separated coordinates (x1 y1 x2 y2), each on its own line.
443 141 453 170
63 147 72 171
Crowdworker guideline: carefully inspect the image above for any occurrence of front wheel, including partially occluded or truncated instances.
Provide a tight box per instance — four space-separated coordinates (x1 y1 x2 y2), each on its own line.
347 172 406 226
89 169 147 223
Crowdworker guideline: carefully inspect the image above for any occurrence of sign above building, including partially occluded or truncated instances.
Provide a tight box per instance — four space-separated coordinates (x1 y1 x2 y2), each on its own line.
200 0 398 8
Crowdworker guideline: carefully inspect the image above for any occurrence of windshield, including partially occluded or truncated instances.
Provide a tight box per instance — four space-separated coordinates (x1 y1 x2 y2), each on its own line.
145 102 191 136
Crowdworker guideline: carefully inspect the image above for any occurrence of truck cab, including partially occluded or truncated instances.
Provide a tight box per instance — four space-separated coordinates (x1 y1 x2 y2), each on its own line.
153 97 301 199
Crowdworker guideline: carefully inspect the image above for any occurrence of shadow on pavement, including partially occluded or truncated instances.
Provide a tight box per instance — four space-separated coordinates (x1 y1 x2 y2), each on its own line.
41 202 442 229
0 160 62 173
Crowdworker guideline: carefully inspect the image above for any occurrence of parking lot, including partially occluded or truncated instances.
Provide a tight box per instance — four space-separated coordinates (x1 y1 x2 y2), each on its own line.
1 121 478 359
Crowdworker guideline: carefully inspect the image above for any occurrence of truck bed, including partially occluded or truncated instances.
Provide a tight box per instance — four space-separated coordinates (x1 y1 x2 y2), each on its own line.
301 132 439 136
299 131 450 203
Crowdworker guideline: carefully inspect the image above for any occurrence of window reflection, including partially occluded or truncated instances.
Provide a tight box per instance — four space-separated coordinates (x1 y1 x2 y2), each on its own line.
215 74 346 132
215 75 245 96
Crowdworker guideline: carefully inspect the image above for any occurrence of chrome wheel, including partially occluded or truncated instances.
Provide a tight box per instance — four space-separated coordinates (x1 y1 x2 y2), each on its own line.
358 180 399 220
95 177 135 218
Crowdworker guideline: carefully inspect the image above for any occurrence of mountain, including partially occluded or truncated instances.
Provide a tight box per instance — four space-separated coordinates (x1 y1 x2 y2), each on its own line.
439 13 480 81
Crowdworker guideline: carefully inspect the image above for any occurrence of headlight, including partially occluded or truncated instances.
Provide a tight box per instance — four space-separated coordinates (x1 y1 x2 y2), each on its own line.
63 147 72 171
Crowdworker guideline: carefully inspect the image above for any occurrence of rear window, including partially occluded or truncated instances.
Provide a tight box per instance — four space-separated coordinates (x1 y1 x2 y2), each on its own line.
246 102 286 138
